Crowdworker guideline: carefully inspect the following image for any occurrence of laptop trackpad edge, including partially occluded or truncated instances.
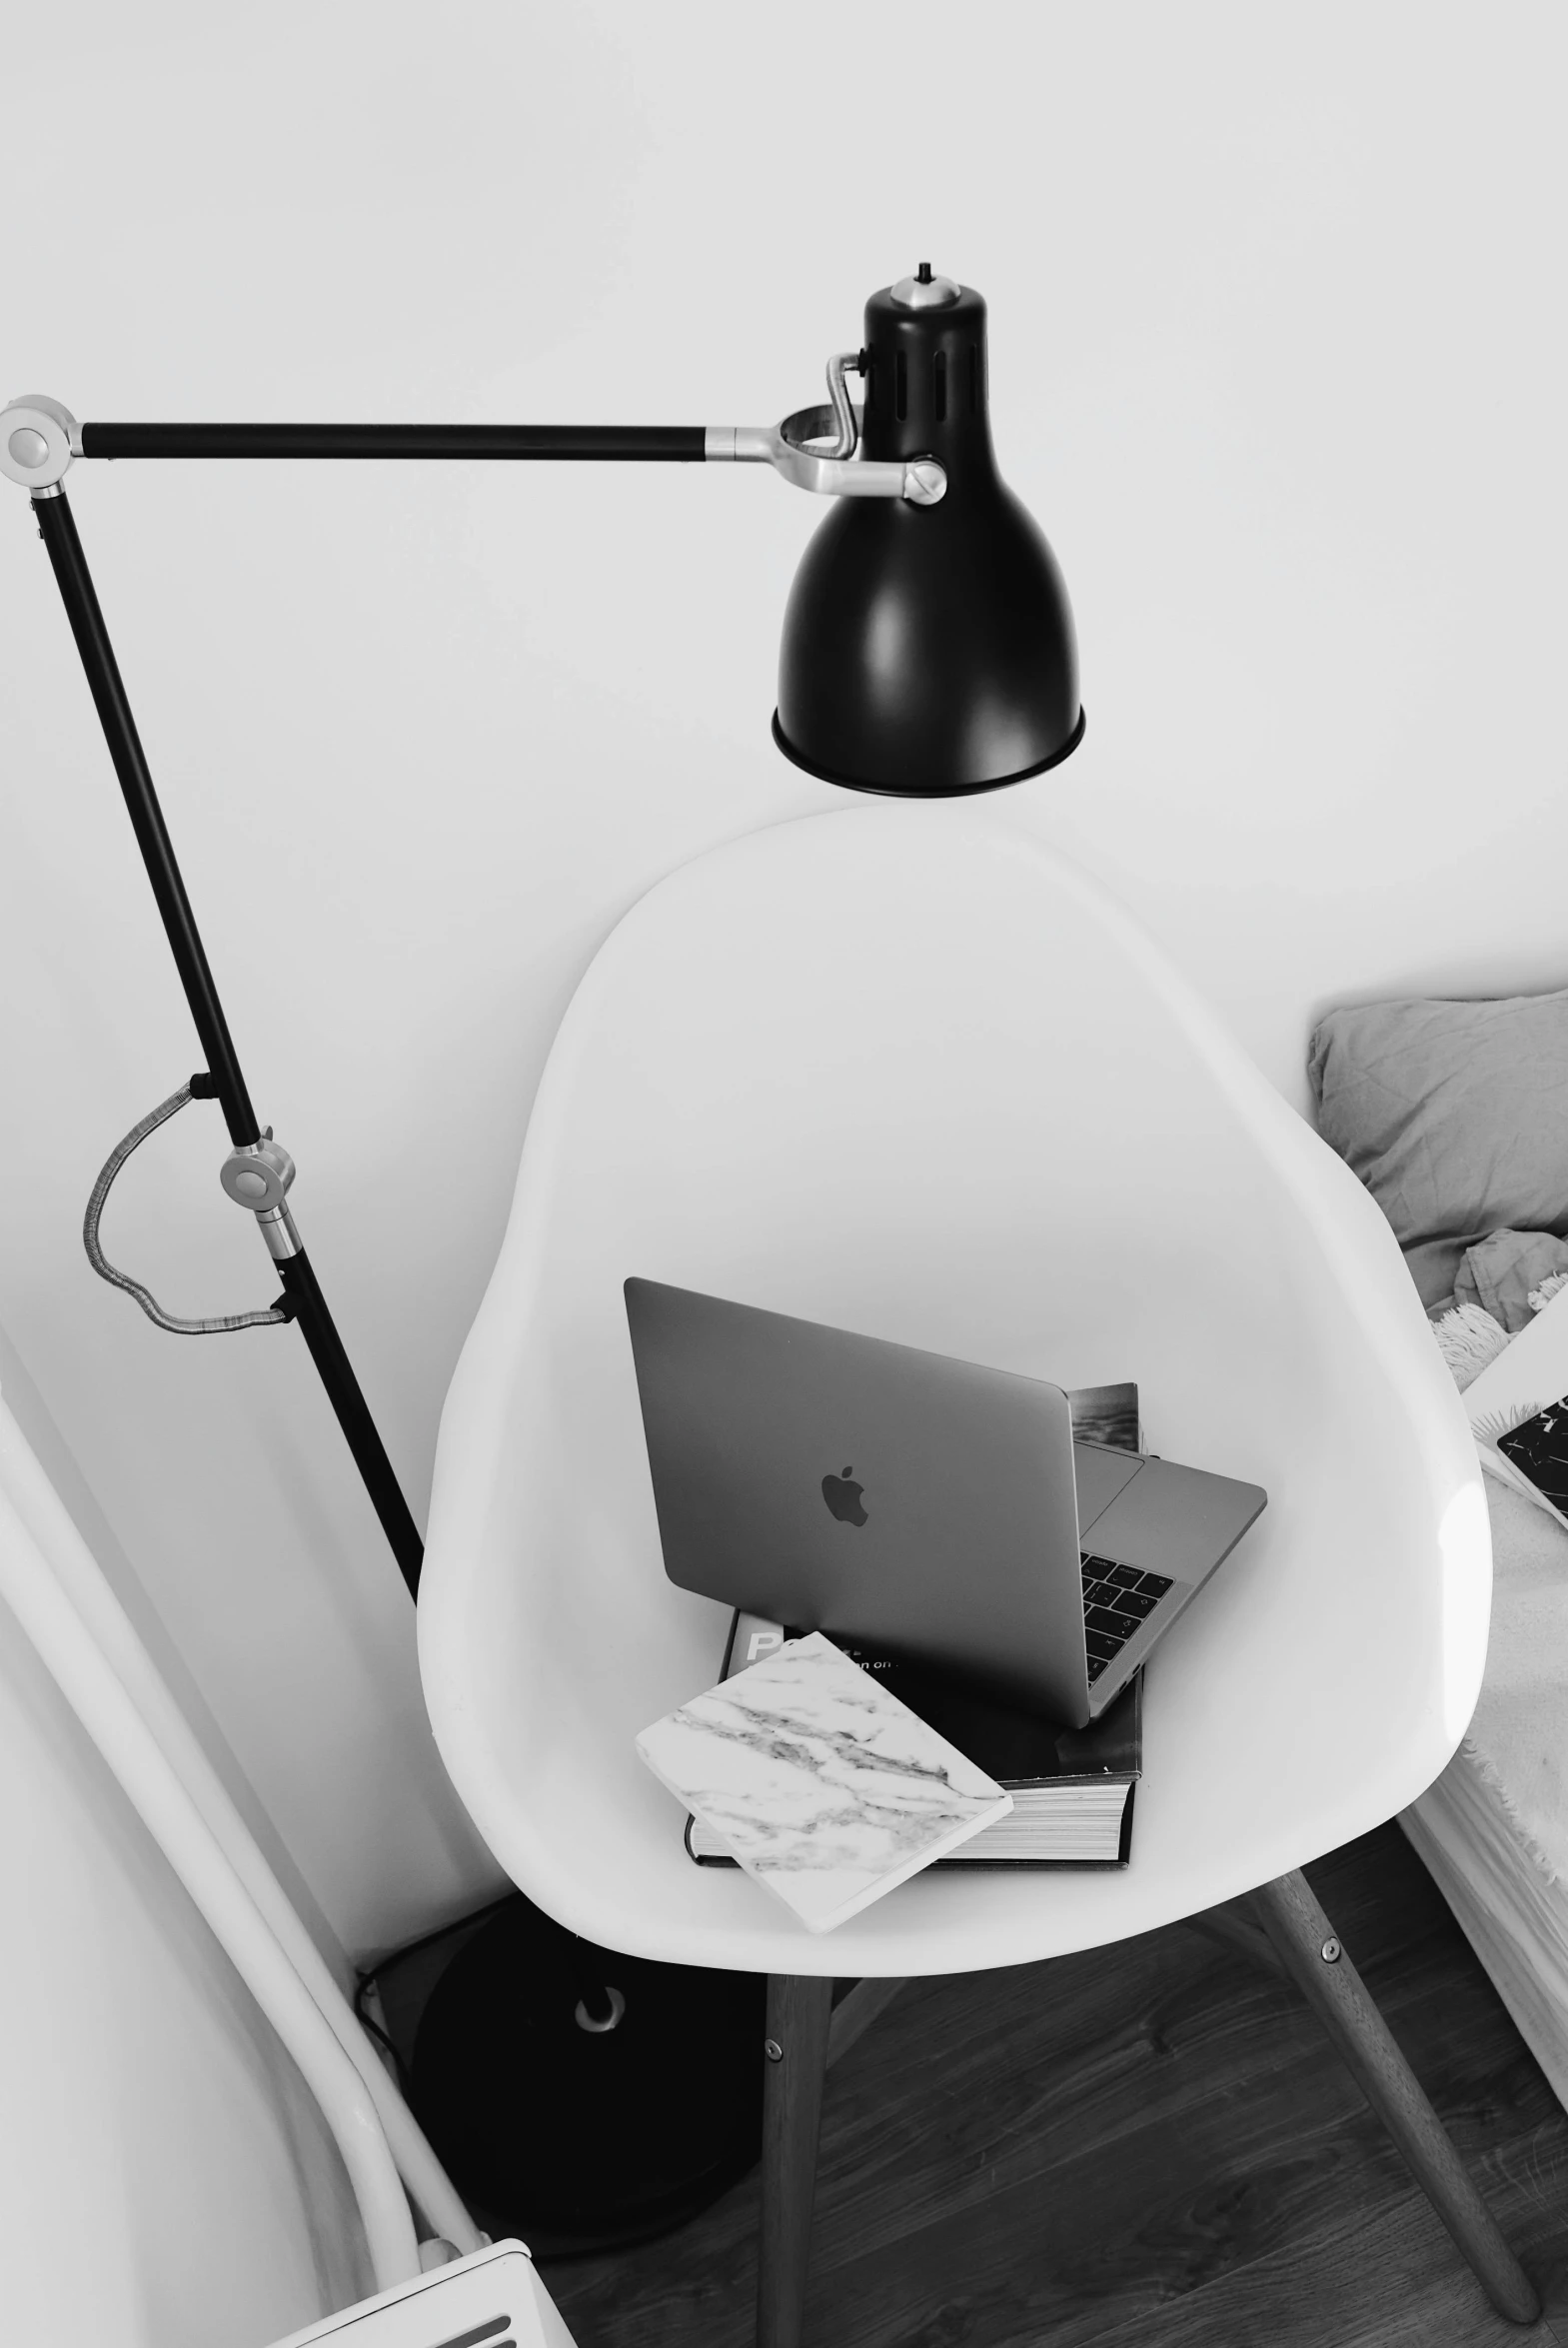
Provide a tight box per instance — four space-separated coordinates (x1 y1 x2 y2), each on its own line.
1073 1441 1143 1535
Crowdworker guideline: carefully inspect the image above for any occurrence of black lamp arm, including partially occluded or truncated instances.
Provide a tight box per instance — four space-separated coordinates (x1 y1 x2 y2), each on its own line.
78 421 710 462
0 383 944 506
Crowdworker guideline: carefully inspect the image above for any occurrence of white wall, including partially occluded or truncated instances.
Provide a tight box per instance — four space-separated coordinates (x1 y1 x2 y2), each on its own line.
0 1333 367 2347
0 1 1564 1959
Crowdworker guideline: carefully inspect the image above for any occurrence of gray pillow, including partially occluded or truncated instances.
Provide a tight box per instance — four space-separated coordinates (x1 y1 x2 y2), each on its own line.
1308 989 1568 1309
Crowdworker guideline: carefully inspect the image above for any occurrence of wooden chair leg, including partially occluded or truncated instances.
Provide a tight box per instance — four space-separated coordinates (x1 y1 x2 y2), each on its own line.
758 1974 834 2348
1251 1869 1540 2325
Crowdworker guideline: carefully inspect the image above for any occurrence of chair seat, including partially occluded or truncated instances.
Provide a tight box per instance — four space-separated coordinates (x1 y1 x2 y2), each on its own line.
419 806 1488 1980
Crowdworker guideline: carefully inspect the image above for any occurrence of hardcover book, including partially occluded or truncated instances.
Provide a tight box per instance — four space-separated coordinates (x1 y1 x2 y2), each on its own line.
685 1615 1140 1868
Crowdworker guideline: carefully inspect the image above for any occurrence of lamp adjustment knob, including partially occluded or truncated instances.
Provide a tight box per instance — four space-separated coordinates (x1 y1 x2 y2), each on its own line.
0 396 81 490
220 1134 296 1215
889 264 960 311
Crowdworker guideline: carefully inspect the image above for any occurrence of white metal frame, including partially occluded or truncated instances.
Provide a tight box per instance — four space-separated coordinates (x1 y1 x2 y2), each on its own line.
0 1393 482 2296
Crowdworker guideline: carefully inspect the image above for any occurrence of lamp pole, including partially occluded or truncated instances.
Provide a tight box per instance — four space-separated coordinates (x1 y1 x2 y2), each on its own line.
21 427 744 1596
31 483 427 1591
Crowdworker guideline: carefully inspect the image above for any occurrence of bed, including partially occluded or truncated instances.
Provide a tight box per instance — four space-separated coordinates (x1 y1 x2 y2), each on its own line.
1403 1471 1568 2113
1311 986 1568 2111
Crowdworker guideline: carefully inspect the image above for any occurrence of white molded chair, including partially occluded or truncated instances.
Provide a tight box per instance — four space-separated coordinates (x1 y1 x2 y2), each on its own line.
420 808 1533 2338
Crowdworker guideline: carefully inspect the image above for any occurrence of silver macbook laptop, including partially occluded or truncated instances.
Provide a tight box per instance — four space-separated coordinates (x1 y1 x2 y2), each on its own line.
624 1278 1267 1728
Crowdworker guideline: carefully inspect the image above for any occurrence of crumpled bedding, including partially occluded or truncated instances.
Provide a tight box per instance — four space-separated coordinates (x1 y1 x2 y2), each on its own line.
1439 1226 1568 1334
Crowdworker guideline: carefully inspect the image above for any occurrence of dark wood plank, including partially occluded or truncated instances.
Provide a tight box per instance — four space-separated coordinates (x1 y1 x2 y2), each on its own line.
541 1825 1568 2348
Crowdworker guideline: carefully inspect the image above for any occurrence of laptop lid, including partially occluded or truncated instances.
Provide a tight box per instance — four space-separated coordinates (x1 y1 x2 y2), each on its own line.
624 1277 1092 1721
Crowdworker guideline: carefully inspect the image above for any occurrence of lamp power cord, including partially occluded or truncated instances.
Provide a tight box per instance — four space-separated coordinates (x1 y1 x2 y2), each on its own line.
82 1080 293 1334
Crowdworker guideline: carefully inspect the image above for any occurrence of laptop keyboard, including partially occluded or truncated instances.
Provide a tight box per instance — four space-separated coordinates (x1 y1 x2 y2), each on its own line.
1080 1555 1173 1682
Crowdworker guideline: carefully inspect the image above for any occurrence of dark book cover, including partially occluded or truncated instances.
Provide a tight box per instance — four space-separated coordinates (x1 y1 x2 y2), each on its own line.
1497 1397 1568 1515
808 1636 1140 1790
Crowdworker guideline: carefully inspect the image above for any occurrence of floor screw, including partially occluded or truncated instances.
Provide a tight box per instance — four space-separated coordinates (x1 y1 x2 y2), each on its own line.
1320 1937 1342 1963
765 2037 784 2062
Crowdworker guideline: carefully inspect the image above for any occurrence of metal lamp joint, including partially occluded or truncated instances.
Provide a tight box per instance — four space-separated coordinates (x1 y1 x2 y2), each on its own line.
705 348 945 506
0 395 80 493
220 1130 302 1259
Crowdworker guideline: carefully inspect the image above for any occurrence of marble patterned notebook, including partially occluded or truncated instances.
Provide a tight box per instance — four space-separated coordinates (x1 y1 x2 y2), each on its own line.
636 1631 1012 1932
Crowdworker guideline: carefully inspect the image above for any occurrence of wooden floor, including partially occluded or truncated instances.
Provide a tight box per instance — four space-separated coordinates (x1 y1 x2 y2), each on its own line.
542 1825 1568 2348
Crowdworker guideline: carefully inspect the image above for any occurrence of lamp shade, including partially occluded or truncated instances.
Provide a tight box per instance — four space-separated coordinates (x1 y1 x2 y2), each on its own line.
774 273 1083 797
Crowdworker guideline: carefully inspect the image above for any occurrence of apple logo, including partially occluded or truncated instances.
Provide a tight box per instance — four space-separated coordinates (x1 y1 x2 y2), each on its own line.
821 1466 868 1526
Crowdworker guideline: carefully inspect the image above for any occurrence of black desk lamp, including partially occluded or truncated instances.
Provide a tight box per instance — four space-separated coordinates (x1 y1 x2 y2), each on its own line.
2 266 1081 2247
776 268 1081 794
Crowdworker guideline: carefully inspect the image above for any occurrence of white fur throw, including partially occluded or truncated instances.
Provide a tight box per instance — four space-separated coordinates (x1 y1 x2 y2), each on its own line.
1432 1301 1513 1390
